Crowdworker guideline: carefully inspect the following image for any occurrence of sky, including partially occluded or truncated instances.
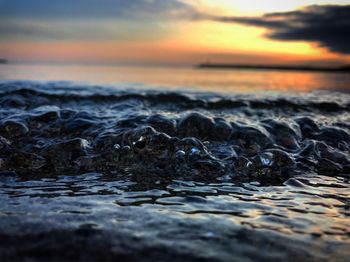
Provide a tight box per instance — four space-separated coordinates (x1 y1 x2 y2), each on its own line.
0 0 349 66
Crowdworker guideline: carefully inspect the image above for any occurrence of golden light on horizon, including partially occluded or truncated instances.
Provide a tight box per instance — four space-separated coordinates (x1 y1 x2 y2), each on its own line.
171 21 320 55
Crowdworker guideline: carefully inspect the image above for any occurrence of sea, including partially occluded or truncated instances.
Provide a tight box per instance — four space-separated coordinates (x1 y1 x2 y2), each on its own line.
0 63 349 261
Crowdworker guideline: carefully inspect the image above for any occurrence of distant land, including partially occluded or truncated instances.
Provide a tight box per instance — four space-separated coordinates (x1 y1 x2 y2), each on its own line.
197 63 350 73
0 58 8 64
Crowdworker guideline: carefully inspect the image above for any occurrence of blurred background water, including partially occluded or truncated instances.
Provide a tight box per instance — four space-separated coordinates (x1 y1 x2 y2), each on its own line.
1 64 349 93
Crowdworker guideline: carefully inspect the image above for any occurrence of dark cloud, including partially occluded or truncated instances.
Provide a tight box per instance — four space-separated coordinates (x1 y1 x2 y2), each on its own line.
209 5 350 54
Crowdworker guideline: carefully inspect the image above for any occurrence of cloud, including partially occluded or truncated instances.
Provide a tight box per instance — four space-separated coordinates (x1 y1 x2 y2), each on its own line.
0 0 194 41
208 5 350 54
0 20 166 41
0 0 193 20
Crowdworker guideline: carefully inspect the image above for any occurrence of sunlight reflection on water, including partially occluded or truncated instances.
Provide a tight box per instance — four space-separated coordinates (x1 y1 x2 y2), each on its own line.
1 64 349 93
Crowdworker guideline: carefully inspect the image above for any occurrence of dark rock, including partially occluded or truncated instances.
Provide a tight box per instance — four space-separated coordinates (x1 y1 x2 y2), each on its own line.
294 117 319 139
316 158 343 175
264 149 296 168
230 123 272 155
261 119 301 151
0 95 27 108
0 158 5 169
8 151 46 171
0 120 29 138
0 81 348 185
178 112 215 140
314 142 350 165
122 126 157 146
146 114 176 135
299 139 317 157
233 156 254 174
43 138 90 171
29 106 61 123
0 136 11 149
212 118 232 141
193 159 224 173
94 133 123 152
314 126 350 149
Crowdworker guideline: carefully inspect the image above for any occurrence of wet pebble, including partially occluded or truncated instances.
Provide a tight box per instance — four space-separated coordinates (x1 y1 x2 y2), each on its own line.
294 117 319 139
0 136 11 149
44 138 90 171
0 158 5 168
29 106 61 123
230 123 272 154
190 147 201 156
178 112 215 140
314 126 350 149
7 151 46 171
0 120 29 138
316 158 343 174
261 119 301 151
0 95 27 108
212 118 232 141
0 82 349 184
146 114 176 135
176 150 186 158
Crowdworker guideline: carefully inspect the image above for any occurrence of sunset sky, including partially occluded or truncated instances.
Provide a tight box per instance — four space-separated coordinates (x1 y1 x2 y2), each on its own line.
0 0 349 66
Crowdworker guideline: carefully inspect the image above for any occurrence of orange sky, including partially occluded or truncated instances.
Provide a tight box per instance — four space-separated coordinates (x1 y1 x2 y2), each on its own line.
0 0 349 66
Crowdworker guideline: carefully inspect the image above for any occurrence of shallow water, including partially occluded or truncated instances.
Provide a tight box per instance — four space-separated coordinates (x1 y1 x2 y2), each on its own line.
1 64 350 93
0 80 349 261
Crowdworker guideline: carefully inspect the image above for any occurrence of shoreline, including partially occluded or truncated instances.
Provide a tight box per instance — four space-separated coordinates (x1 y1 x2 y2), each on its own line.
197 63 350 73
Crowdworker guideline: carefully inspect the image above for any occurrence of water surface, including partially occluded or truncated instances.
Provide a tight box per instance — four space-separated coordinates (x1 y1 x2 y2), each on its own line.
1 64 350 93
0 68 349 261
